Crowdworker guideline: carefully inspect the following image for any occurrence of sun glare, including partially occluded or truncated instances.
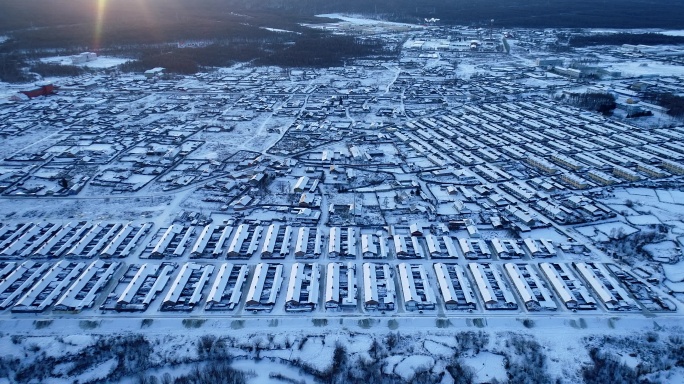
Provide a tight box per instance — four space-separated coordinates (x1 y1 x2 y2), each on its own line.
93 0 107 50
93 0 157 50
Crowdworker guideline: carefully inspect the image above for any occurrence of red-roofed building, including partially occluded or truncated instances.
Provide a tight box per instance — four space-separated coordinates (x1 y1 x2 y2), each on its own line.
20 83 55 98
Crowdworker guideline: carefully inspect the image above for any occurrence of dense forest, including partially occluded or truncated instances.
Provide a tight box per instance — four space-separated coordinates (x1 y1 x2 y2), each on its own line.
563 92 617 116
117 36 393 74
0 0 399 81
642 91 684 118
3 0 684 33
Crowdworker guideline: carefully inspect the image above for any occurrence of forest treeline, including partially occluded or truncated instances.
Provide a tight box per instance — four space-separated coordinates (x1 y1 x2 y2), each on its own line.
116 35 393 74
3 0 684 81
563 92 617 116
642 91 684 118
0 0 397 81
3 0 684 33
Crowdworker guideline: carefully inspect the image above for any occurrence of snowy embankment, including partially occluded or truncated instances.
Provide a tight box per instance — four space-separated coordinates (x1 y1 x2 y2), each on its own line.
1 315 683 383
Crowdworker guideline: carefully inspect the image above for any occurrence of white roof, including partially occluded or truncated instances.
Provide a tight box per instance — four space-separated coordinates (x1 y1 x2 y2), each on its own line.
15 260 66 310
87 223 122 258
246 263 267 305
454 264 476 304
491 238 507 255
443 236 459 258
398 263 418 303
363 263 378 304
293 176 309 191
152 225 180 255
279 226 293 256
286 263 304 303
329 227 341 255
434 263 457 303
538 263 578 305
504 264 535 304
574 262 616 305
246 226 264 255
191 225 215 255
361 234 378 255
143 265 174 305
67 222 104 256
227 224 249 255
326 263 340 303
119 264 157 304
34 223 73 256
425 234 441 255
468 263 495 304
207 263 233 303
295 227 310 256
229 265 249 305
490 264 516 305
393 235 407 255
120 223 152 257
56 260 109 310
458 238 472 255
163 263 196 304
102 223 133 256
261 224 280 256
189 266 213 305
342 263 357 306
346 228 357 256
523 238 539 254
213 226 234 256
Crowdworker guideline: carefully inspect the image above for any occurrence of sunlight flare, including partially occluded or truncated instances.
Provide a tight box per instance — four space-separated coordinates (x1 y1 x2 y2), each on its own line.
93 0 107 50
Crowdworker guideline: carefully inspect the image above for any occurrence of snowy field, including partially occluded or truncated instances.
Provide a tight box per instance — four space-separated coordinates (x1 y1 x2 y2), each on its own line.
39 56 131 68
316 14 418 28
604 61 684 78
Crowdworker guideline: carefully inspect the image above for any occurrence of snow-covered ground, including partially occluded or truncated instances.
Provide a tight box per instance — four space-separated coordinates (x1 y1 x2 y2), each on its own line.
39 55 131 68
316 13 417 28
261 27 301 34
604 61 684 77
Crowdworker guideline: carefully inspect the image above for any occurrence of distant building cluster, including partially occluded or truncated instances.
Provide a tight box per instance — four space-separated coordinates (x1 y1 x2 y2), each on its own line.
70 52 97 65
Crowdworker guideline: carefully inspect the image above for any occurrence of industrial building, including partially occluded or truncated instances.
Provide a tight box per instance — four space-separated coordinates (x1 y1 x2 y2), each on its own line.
206 263 248 310
245 263 283 311
573 262 637 311
468 263 517 310
433 263 477 310
325 262 358 310
53 260 120 312
397 263 436 311
111 263 176 312
362 263 396 311
539 262 597 310
161 262 214 311
285 262 320 311
504 263 557 311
